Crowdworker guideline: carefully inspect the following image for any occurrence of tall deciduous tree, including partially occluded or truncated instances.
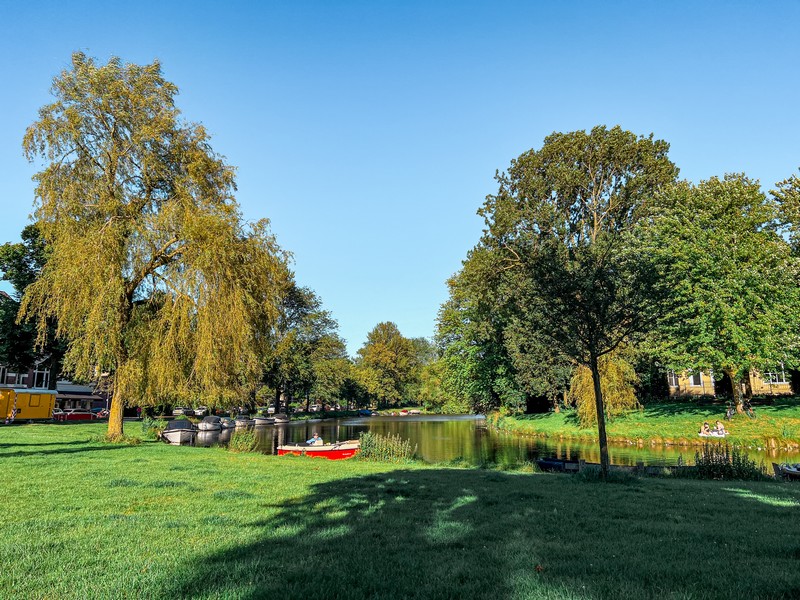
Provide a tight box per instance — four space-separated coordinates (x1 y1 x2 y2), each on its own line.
642 175 800 409
479 126 678 476
356 322 415 407
21 53 288 438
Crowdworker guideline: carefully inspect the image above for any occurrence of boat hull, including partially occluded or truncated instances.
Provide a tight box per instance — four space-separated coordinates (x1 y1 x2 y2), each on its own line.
162 429 197 445
277 441 360 460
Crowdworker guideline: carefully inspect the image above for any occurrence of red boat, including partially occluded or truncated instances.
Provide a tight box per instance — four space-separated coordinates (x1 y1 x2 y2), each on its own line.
277 440 360 460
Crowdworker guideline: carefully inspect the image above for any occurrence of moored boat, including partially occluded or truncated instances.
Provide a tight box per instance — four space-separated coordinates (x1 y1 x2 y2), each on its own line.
161 420 197 445
253 416 275 426
220 417 235 429
234 416 255 428
198 416 222 431
273 413 290 424
277 440 360 460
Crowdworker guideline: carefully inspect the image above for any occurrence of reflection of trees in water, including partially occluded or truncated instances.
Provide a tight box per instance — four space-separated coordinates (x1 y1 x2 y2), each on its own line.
249 417 799 466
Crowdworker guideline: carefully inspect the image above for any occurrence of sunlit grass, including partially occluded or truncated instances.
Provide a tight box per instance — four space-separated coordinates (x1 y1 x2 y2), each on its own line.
1 423 799 599
495 398 800 448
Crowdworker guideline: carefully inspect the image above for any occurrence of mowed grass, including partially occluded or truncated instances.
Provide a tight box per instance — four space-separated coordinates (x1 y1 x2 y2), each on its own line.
1 423 799 599
494 398 800 449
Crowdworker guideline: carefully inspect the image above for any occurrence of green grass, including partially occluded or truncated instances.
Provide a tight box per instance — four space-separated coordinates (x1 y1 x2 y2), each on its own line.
1 423 799 599
493 397 800 450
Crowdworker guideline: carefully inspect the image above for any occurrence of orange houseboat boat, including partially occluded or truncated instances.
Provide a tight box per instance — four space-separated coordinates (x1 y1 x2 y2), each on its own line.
277 440 360 460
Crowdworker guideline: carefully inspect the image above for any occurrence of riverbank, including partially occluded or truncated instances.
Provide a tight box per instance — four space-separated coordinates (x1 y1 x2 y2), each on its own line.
2 423 799 599
490 397 800 451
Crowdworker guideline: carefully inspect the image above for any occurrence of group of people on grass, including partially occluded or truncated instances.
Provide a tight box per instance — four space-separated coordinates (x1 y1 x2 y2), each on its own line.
699 420 727 437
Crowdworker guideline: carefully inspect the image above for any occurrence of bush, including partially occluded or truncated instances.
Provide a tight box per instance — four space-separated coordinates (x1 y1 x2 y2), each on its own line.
692 443 768 481
228 429 258 453
357 431 417 463
141 417 167 439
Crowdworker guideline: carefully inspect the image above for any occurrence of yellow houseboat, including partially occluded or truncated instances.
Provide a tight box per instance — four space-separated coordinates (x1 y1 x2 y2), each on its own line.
0 387 57 422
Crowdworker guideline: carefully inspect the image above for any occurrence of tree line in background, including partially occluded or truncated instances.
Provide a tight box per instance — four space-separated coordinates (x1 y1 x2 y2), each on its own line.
427 125 800 475
0 53 438 439
3 53 800 466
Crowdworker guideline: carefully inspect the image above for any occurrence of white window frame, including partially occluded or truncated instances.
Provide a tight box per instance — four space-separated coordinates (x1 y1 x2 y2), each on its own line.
667 370 679 387
763 363 788 384
689 372 703 387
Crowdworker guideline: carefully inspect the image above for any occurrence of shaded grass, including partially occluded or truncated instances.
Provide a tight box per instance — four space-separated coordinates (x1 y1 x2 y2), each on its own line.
1 423 799 599
494 398 800 449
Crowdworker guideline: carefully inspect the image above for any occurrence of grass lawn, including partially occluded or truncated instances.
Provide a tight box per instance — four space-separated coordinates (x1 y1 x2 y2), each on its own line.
1 422 799 599
492 397 800 451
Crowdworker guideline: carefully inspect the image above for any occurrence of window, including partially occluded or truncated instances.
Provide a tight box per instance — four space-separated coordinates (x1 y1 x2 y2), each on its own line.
33 367 50 389
689 372 703 387
763 363 788 384
667 371 679 387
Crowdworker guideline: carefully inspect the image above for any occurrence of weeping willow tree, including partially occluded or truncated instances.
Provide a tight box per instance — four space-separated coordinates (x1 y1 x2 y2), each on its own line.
567 351 640 429
20 53 290 439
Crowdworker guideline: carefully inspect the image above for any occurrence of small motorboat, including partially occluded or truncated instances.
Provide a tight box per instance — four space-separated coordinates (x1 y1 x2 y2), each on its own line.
272 413 290 424
780 464 800 481
252 416 275 426
161 420 197 445
220 417 235 429
234 416 255 428
198 416 222 431
277 440 360 460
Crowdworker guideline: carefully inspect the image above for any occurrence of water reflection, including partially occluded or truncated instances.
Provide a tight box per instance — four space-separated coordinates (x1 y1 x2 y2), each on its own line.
195 415 800 467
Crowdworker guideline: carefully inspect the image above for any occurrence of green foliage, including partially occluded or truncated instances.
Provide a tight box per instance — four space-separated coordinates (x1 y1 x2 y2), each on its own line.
228 429 258 453
357 431 417 463
568 350 640 427
692 443 769 481
355 322 417 407
640 174 800 405
141 416 167 439
20 53 290 436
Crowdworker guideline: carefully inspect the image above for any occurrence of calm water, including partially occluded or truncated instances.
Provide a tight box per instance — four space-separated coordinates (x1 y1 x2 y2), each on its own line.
197 415 800 467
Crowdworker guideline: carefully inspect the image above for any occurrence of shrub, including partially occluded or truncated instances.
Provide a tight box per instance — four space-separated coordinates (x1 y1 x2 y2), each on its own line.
357 431 416 463
692 443 768 481
141 417 167 439
228 429 258 453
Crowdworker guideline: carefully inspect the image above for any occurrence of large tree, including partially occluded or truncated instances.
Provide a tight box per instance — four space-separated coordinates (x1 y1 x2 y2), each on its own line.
21 53 288 438
478 126 678 476
642 174 800 409
0 224 64 385
356 321 416 407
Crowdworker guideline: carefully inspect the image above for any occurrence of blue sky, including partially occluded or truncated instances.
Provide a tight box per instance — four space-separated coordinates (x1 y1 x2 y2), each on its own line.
1 1 799 355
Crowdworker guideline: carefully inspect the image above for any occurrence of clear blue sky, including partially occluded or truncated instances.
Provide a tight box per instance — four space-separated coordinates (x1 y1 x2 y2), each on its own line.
1 1 799 355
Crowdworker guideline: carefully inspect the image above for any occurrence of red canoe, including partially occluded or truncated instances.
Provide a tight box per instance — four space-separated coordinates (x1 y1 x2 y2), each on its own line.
277 440 360 460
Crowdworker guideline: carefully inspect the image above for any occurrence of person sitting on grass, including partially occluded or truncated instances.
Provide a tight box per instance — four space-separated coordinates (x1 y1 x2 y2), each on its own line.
714 420 726 435
306 432 323 445
699 422 711 436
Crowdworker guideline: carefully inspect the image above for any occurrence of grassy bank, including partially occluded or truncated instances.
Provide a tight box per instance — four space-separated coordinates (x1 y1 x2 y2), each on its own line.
1 423 799 599
491 397 800 451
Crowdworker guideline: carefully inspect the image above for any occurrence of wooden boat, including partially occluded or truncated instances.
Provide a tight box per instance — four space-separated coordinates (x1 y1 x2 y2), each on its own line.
161 420 197 445
777 463 800 481
277 440 360 460
198 416 222 431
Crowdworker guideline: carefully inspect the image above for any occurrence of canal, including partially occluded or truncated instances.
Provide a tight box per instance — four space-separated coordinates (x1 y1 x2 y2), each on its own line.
204 414 799 467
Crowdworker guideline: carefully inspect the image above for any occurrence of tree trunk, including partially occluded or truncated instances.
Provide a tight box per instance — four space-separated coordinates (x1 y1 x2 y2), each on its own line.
589 353 610 479
107 393 125 439
743 370 753 400
724 367 744 413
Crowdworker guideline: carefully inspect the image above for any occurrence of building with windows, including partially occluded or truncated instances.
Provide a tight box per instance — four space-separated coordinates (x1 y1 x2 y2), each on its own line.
667 365 791 397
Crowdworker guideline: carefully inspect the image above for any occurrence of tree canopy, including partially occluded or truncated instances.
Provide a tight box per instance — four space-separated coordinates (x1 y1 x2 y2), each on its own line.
450 125 679 475
641 174 800 407
21 53 289 437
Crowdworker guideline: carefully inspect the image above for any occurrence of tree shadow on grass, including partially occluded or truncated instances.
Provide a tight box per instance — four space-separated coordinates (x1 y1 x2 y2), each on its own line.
0 444 132 458
0 440 89 448
158 469 800 600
